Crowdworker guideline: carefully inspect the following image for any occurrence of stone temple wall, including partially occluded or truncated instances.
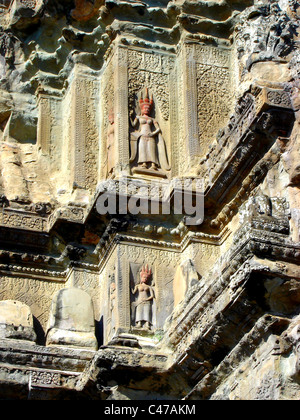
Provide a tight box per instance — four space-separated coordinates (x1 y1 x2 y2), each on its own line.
0 0 299 400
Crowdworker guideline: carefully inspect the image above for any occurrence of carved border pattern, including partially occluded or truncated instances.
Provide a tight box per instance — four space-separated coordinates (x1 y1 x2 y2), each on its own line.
183 46 200 159
0 209 46 232
37 95 51 155
101 57 115 179
30 370 61 388
169 62 179 177
72 78 86 188
116 245 130 329
70 75 99 190
115 47 130 173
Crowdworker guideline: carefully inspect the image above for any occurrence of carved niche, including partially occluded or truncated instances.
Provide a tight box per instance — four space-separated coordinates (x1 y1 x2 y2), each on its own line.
101 45 175 178
129 88 170 178
131 264 156 331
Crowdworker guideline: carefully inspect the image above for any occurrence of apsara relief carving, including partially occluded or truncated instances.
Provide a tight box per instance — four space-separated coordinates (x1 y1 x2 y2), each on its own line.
130 88 170 178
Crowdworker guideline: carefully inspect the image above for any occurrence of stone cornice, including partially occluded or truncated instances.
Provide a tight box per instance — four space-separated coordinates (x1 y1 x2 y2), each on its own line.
165 229 300 352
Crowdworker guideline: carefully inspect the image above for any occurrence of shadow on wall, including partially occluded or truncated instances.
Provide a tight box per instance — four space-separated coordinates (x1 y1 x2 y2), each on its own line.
95 316 104 348
33 315 46 346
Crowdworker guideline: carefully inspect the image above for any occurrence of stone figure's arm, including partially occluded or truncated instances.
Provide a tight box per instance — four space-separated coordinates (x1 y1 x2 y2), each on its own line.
132 285 138 295
145 287 154 302
130 115 139 128
150 120 161 137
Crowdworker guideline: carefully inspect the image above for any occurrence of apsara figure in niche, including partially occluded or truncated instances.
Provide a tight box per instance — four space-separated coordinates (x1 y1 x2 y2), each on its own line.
130 88 170 174
132 265 155 330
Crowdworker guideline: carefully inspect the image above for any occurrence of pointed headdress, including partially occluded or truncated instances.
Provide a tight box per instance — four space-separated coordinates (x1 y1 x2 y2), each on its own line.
139 88 153 110
140 264 152 281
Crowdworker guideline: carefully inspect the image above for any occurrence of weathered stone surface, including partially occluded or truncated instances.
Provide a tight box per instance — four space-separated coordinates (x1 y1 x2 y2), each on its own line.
0 300 36 342
173 259 200 308
46 288 98 350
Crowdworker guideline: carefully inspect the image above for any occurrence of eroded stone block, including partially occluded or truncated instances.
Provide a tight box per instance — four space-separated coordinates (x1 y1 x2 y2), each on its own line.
46 288 97 350
173 259 200 308
0 300 36 342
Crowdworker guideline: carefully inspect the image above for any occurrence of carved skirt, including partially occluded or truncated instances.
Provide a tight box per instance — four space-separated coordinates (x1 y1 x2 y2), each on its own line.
138 136 158 165
135 301 152 323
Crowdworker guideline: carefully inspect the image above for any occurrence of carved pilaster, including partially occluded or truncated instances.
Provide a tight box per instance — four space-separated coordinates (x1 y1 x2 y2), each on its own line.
116 245 131 330
114 46 130 176
183 44 200 163
169 63 179 177
68 69 99 190
37 91 62 177
37 94 51 155
71 77 87 189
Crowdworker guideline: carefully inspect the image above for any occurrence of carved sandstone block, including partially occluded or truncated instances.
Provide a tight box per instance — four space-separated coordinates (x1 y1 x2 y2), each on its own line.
173 259 200 308
0 300 36 342
46 288 97 350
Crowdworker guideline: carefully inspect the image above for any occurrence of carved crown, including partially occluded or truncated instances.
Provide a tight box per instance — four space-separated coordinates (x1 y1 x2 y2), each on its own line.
139 88 153 109
140 264 152 281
